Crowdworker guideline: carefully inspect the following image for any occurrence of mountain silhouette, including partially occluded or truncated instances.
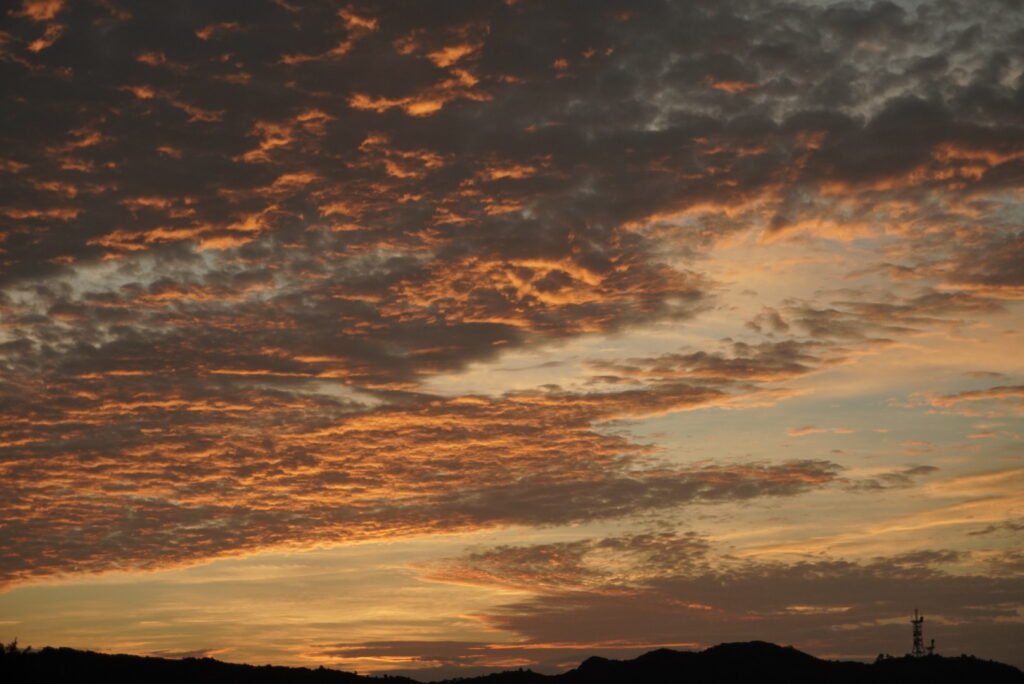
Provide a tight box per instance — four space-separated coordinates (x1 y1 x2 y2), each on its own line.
3 640 1022 683
556 641 1023 683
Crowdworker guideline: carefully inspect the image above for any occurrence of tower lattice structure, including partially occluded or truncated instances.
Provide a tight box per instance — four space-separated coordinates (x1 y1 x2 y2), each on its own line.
911 608 926 657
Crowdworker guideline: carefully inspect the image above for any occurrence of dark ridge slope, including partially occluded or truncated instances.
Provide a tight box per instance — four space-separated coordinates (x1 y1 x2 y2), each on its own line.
2 641 1021 684
554 641 1023 684
560 641 854 684
0 646 417 684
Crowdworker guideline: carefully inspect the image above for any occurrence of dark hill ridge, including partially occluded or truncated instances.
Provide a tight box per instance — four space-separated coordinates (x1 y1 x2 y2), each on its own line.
557 641 1024 683
562 642 837 683
0 645 413 684
2 640 1022 684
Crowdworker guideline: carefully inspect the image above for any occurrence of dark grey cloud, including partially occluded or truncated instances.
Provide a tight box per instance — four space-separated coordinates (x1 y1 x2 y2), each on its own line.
420 459 839 528
587 340 827 385
2 0 1020 397
146 647 231 659
3 0 1022 274
480 561 1024 666
843 464 940 491
1 0 1022 588
375 538 1024 676
311 540 1024 678
0 372 839 585
776 286 1006 347
422 531 713 592
969 518 1024 537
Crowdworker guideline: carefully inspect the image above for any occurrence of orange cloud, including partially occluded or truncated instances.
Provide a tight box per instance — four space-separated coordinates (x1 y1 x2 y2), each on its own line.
0 365 839 587
195 21 242 40
14 0 63 22
338 6 378 33
349 77 491 117
170 100 223 122
786 426 855 437
920 385 1024 410
1 206 78 220
704 76 757 93
27 22 62 51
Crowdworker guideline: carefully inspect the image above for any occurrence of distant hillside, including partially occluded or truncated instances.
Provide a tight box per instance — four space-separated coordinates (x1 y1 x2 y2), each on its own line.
554 641 1024 684
3 640 1022 684
0 644 413 684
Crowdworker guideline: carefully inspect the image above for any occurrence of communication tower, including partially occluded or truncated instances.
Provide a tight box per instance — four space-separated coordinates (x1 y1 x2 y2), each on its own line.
911 608 926 657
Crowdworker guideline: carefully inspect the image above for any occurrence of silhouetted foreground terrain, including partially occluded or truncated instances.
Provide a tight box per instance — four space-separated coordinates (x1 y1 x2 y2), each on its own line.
3 640 1022 684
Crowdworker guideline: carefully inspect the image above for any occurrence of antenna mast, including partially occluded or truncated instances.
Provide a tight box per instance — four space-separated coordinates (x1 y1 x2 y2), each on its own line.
911 609 926 657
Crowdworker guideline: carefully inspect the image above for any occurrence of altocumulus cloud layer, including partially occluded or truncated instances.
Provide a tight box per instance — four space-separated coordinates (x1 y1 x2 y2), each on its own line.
1 0 1023 674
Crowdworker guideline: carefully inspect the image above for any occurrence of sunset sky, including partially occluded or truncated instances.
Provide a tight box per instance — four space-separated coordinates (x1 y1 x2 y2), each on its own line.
1 0 1023 679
